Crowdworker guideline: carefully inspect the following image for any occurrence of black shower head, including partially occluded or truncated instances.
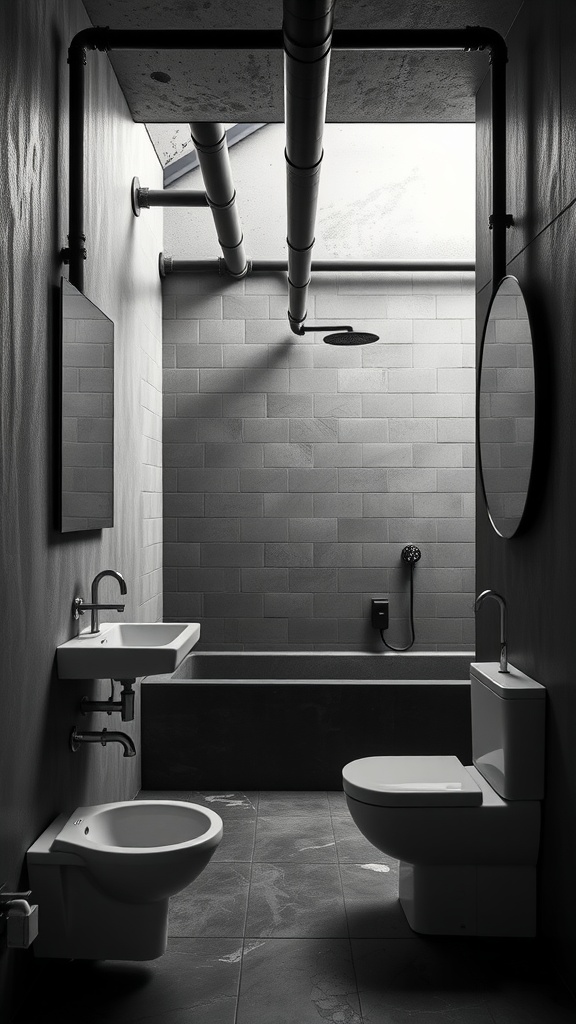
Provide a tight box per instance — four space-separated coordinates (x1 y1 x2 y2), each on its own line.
323 331 379 346
295 324 379 345
401 544 422 565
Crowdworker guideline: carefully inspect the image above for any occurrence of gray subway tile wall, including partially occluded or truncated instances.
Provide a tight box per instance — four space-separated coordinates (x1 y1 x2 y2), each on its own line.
162 272 475 650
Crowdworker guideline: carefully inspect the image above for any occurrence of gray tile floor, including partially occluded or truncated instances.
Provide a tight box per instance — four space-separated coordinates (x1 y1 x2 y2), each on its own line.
16 792 576 1024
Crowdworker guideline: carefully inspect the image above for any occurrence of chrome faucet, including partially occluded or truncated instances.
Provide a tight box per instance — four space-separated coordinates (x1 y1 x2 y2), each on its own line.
73 569 127 633
70 726 136 757
474 589 508 673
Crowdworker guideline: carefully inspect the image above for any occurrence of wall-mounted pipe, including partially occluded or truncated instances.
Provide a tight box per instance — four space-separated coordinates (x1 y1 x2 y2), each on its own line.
65 26 506 295
189 122 248 279
131 177 208 216
283 0 335 335
160 256 475 276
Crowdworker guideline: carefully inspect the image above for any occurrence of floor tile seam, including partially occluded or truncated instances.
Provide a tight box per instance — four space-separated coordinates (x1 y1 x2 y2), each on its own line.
249 860 343 873
241 832 257 945
256 811 334 818
338 862 400 1020
233 936 248 1024
250 858 339 865
334 839 353 943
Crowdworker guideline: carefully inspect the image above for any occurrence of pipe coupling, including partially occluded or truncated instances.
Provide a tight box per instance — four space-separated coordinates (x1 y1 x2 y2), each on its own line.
206 191 237 212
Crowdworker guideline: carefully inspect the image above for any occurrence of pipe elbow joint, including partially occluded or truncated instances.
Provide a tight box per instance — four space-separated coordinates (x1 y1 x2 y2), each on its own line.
465 25 507 64
68 25 110 61
288 313 306 336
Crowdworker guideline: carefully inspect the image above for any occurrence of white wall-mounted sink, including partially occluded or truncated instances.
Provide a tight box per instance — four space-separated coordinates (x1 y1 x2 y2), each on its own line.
57 622 200 679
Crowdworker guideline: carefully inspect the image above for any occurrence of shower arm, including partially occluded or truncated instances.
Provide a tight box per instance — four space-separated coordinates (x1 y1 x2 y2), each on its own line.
64 26 508 295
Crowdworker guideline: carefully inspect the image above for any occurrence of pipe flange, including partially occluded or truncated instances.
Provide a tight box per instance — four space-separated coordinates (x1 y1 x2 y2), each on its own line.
131 176 141 216
159 253 172 277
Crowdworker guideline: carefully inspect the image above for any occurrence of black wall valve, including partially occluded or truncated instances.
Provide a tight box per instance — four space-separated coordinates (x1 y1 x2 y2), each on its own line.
371 599 389 631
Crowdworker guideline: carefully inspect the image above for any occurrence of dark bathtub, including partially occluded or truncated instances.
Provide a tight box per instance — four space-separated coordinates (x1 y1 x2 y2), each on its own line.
141 652 474 790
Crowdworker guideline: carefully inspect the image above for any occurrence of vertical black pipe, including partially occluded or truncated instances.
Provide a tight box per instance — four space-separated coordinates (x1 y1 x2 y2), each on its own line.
68 44 86 292
490 50 508 287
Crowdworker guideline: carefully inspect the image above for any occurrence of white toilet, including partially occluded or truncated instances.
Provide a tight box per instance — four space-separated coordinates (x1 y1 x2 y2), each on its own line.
27 800 223 959
342 662 546 937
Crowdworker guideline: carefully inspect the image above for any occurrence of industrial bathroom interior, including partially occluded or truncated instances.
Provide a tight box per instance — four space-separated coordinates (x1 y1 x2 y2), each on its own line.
2 0 576 1021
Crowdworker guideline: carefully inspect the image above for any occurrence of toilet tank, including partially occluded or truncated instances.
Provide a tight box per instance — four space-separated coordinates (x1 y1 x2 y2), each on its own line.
470 662 546 800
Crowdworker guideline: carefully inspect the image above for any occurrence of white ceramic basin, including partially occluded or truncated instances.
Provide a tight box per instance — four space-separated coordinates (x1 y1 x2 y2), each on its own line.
56 621 200 678
50 800 223 902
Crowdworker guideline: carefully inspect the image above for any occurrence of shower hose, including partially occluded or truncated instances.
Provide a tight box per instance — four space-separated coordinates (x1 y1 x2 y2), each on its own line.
380 561 417 653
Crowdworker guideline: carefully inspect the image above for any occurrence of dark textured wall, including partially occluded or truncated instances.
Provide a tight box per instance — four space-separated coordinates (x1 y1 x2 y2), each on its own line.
476 0 576 991
0 2 162 1017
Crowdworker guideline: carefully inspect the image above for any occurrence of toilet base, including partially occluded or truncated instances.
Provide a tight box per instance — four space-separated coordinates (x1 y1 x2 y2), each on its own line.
29 861 168 960
399 862 536 937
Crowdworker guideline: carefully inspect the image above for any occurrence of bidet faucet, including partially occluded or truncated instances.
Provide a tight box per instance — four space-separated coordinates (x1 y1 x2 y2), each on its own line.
474 589 508 673
73 569 127 634
70 727 136 757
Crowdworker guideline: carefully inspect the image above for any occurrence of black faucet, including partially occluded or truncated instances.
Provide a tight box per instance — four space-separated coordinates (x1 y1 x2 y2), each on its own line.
70 726 136 757
73 569 127 633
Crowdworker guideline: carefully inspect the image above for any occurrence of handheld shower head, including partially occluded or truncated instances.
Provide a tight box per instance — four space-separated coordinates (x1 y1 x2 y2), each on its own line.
401 544 421 566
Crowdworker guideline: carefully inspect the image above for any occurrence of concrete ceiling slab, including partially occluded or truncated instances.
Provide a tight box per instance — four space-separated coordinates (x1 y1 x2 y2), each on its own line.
82 0 523 123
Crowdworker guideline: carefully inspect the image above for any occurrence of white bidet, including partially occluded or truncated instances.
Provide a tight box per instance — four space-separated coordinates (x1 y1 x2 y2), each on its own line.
27 800 223 959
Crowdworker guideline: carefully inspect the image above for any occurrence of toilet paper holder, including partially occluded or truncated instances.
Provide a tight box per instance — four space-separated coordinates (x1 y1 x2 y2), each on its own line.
0 884 39 948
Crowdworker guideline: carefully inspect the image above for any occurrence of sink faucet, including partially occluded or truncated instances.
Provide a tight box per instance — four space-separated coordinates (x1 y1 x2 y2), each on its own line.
73 570 127 634
474 589 508 673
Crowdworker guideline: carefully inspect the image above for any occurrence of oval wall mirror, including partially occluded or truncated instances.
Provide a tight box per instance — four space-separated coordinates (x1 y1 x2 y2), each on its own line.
477 276 536 538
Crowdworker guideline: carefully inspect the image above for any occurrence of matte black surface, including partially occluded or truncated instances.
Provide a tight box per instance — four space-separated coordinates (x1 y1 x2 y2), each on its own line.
141 681 472 789
323 331 379 345
475 0 576 991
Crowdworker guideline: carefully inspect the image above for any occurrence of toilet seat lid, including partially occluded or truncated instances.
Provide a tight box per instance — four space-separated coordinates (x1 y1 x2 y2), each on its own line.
342 755 483 807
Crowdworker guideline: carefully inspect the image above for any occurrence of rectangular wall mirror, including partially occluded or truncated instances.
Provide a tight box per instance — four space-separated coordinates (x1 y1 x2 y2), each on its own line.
58 278 114 532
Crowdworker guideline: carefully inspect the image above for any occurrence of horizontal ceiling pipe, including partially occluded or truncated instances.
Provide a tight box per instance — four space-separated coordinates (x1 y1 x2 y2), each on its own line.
331 27 507 55
68 25 503 54
284 0 336 336
189 122 248 279
159 256 475 276
66 26 505 293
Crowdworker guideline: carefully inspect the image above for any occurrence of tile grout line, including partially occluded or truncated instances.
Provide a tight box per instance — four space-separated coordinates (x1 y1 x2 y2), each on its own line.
330 799 366 1023
233 791 260 1024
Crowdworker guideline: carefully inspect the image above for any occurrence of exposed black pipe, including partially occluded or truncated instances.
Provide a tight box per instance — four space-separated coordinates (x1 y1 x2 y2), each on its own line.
331 27 506 53
189 123 248 279
65 25 506 295
159 256 475 276
67 35 91 292
283 0 335 335
489 55 508 284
